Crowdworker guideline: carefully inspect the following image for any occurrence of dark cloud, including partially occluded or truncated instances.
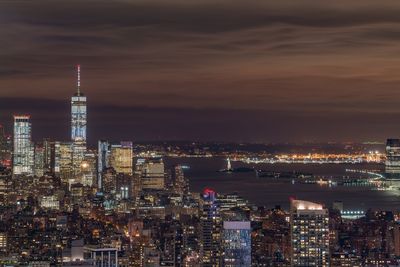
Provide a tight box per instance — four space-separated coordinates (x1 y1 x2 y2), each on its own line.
1 0 400 142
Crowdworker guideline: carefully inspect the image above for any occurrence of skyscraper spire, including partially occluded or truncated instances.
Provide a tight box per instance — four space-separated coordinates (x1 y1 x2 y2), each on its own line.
71 63 87 176
77 64 81 96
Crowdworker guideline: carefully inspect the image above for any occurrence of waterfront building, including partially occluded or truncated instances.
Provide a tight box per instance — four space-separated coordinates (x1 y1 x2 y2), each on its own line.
200 188 222 267
71 65 87 176
13 115 34 176
222 221 251 266
110 142 133 175
385 139 400 179
290 199 329 267
173 165 188 195
141 158 165 190
217 193 248 212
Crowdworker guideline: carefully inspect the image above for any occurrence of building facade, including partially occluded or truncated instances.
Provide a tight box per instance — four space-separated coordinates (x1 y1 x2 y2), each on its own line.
13 115 34 176
98 140 111 190
110 142 133 175
290 199 329 267
141 158 165 190
222 221 251 267
200 188 222 267
385 138 400 179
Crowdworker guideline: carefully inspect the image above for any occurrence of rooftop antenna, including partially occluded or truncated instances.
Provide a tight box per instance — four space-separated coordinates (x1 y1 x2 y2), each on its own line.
77 64 81 95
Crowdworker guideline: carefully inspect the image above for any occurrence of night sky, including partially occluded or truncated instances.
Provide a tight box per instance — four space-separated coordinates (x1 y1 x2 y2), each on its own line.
2 0 400 143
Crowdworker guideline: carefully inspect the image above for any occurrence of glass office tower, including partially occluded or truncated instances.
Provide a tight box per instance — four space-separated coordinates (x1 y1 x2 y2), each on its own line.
13 115 34 176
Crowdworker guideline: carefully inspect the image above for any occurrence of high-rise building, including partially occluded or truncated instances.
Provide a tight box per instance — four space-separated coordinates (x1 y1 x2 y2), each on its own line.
141 158 165 190
116 173 133 199
42 138 52 174
53 141 73 183
200 188 222 267
290 199 329 267
98 140 111 190
217 193 248 212
34 144 45 177
110 142 133 175
81 152 97 187
0 232 7 252
102 167 117 194
222 221 251 267
71 65 87 176
0 126 12 168
385 139 400 179
13 115 34 176
173 165 188 195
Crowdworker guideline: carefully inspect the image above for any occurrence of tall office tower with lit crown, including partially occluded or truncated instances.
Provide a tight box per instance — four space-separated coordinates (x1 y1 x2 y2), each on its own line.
71 65 87 175
290 199 329 267
13 115 34 176
200 188 222 267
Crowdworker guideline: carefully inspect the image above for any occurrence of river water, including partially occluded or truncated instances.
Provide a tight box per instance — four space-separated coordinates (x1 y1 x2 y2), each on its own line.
164 157 400 211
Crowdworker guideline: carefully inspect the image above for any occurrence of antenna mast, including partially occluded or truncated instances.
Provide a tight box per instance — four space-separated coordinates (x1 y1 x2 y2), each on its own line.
77 64 81 95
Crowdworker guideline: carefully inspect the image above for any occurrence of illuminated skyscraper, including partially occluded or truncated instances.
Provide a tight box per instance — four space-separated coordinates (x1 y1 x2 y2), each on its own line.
71 65 87 175
200 188 222 267
34 144 45 177
290 199 329 267
110 142 133 175
0 125 12 167
173 165 188 195
13 115 34 176
81 152 97 187
71 65 87 144
53 141 73 183
42 138 52 173
385 139 400 179
98 140 111 190
141 158 165 190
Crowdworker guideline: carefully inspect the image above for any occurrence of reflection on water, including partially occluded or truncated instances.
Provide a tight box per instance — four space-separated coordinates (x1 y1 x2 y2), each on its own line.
164 157 400 211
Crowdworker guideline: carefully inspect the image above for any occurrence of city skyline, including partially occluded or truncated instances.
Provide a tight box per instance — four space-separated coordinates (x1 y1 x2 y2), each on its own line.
3 1 400 266
3 0 400 142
